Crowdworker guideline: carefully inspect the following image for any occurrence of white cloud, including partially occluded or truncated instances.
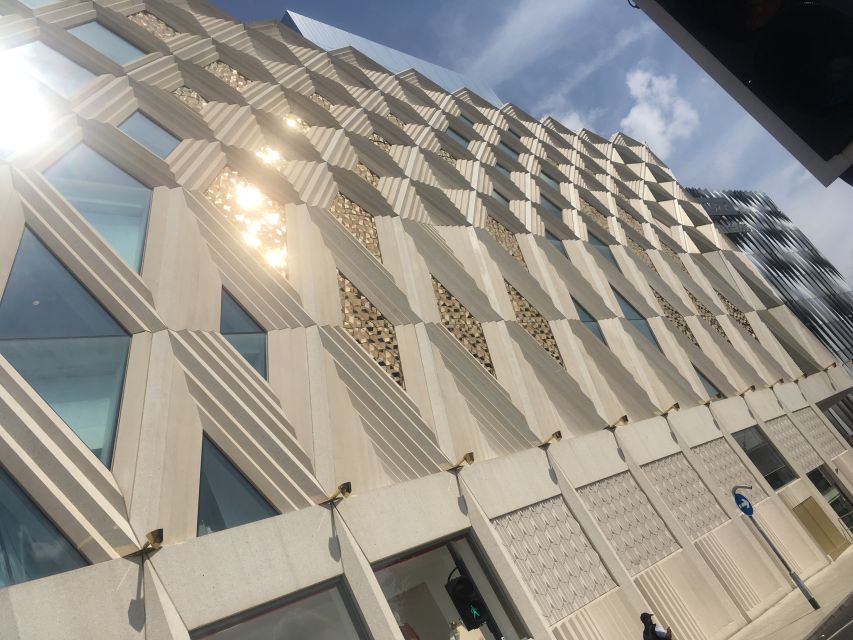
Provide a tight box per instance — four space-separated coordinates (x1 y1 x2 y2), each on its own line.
549 107 603 132
619 68 699 158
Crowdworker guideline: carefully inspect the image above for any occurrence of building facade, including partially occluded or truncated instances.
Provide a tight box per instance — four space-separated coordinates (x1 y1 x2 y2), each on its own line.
0 1 852 639
690 188 853 371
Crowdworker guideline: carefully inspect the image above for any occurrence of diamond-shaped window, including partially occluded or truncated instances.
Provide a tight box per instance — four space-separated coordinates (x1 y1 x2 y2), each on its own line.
44 145 152 271
0 230 130 465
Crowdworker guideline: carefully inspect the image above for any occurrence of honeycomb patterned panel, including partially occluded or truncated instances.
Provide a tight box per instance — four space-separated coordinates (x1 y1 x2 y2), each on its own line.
693 437 767 503
204 167 288 273
330 193 382 261
765 414 823 471
432 277 495 376
578 471 679 575
505 281 564 368
642 453 727 540
485 216 526 268
716 291 758 340
338 272 405 388
579 198 609 232
369 133 391 153
127 11 178 39
792 407 845 460
492 497 616 624
687 290 730 344
355 162 379 188
652 289 698 346
205 61 251 90
311 92 332 111
173 86 207 111
437 148 456 165
627 237 657 272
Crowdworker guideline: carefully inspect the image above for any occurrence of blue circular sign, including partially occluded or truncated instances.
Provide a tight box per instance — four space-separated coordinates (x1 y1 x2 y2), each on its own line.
734 492 754 516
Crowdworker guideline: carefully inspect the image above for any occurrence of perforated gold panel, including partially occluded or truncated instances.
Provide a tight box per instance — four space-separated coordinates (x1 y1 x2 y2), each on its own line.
687 290 730 343
330 193 382 261
173 86 207 111
369 133 391 153
627 237 657 272
355 162 379 188
505 281 564 367
437 148 456 165
716 291 758 340
205 61 251 90
311 92 332 110
338 272 405 387
486 216 526 268
579 198 609 231
127 11 178 39
432 277 495 376
652 289 698 346
386 113 405 129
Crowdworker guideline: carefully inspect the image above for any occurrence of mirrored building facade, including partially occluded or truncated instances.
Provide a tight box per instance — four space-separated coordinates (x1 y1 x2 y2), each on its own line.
0 2 852 639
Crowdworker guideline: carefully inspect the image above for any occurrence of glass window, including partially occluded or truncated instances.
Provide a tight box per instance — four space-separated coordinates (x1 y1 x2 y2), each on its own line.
498 141 519 161
695 367 723 399
7 41 95 99
613 289 660 350
44 144 152 271
459 113 475 126
492 189 510 207
67 22 145 65
733 426 797 490
446 128 469 148
507 128 522 139
375 537 527 640
574 298 607 345
0 230 130 466
193 583 367 640
221 290 267 378
587 232 619 269
540 195 562 218
540 172 559 191
197 436 276 536
0 464 87 588
807 467 853 530
118 111 180 159
494 163 511 178
545 230 567 258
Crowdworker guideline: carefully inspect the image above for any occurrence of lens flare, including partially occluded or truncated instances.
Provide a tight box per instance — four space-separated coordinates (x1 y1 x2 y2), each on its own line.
0 52 53 155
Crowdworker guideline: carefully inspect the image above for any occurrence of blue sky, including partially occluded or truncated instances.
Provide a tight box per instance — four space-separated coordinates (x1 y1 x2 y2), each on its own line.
213 0 853 283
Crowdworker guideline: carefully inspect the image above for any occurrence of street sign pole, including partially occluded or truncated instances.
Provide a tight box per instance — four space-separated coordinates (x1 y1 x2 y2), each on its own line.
732 484 820 610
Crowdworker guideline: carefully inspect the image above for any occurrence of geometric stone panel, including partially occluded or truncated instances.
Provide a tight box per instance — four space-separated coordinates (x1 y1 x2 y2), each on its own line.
693 437 767 504
128 11 179 40
432 277 494 376
765 414 824 472
642 453 727 540
486 216 527 268
578 471 679 575
652 289 698 346
505 281 564 368
204 166 288 274
792 407 846 460
330 193 382 261
338 272 405 388
205 60 251 90
493 496 616 624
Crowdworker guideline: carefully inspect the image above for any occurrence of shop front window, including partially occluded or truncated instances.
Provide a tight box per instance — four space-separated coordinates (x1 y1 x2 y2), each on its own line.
192 582 366 640
374 537 527 640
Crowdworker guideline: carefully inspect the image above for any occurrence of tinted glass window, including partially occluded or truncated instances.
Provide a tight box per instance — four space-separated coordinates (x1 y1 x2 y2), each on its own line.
67 22 145 65
613 289 660 350
540 196 562 218
118 112 180 159
492 189 510 207
733 426 797 490
44 144 152 271
695 367 723 399
498 141 519 160
546 230 567 258
588 232 619 269
495 163 511 177
0 465 87 588
540 172 559 191
446 128 469 148
221 290 267 378
574 298 607 344
9 41 95 98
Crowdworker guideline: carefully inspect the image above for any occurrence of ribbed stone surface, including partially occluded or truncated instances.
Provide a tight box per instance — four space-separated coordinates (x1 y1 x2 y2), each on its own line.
338 272 405 388
486 216 526 268
792 407 845 460
505 281 564 367
765 414 823 472
493 497 615 623
642 453 727 540
578 471 679 575
432 277 494 376
693 437 766 503
330 193 382 261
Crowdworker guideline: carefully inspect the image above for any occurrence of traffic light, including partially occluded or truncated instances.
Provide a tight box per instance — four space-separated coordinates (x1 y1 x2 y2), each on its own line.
445 574 490 630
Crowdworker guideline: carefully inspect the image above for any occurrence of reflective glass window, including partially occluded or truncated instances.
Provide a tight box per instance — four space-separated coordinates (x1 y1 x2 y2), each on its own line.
118 111 180 159
695 367 723 399
375 537 526 640
459 113 475 126
197 436 276 536
733 426 797 490
67 22 145 65
498 141 519 161
0 464 87 588
613 289 660 350
7 41 95 98
446 128 469 148
44 144 152 271
495 163 511 177
574 298 606 344
587 232 619 269
193 584 366 640
492 189 510 207
540 172 559 191
221 290 267 378
540 195 562 218
0 230 130 466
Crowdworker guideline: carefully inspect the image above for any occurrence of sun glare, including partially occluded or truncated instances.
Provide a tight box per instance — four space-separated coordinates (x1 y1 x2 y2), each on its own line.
0 53 53 155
